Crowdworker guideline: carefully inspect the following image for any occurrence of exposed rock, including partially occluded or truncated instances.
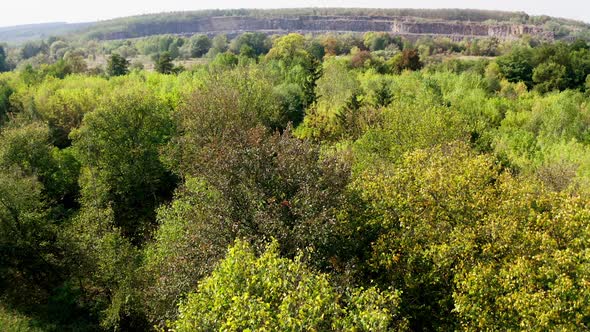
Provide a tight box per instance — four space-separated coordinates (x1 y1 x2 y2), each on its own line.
98 15 554 41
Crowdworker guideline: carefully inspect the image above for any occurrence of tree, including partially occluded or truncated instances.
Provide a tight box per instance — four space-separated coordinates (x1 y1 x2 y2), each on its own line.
0 122 79 205
306 39 325 60
229 32 270 57
569 48 590 89
71 87 177 243
496 46 535 86
106 53 129 77
0 45 8 72
364 32 390 51
19 41 47 60
351 143 498 330
389 48 423 73
64 52 87 74
532 62 567 93
0 168 62 309
49 40 69 60
321 34 341 56
173 240 403 331
266 33 309 66
210 52 238 69
142 177 233 326
0 80 12 124
266 34 322 108
63 206 148 330
207 34 228 57
154 52 174 74
484 61 503 93
186 34 211 57
160 66 352 265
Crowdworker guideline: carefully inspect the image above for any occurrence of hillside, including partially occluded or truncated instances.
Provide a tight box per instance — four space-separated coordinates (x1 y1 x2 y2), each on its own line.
75 8 590 41
0 22 91 44
1 8 589 44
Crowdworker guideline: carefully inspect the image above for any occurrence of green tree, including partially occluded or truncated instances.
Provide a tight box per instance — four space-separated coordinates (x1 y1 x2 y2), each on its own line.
484 61 503 93
161 66 352 265
0 45 8 72
496 46 535 86
142 177 233 327
0 168 61 308
0 79 12 124
0 122 79 205
63 206 147 330
186 34 211 57
229 32 270 57
266 33 322 108
389 48 423 73
210 51 238 69
71 87 177 243
207 34 228 57
351 143 499 330
106 53 129 77
49 40 69 60
363 32 390 51
266 33 310 67
453 178 590 330
307 40 325 61
173 240 403 331
154 52 174 74
19 41 47 60
532 62 567 93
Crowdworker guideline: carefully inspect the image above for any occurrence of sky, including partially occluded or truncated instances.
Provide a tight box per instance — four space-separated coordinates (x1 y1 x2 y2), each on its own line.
1 0 589 28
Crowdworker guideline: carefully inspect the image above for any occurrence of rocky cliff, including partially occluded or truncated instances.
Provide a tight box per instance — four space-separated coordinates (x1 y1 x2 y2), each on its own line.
98 15 554 41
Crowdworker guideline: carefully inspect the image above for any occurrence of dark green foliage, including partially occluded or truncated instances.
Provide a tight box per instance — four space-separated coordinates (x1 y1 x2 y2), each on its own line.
364 32 391 51
0 45 8 72
71 87 177 243
142 178 232 326
106 53 129 77
153 52 174 74
0 169 58 303
164 72 351 258
0 79 12 124
229 32 270 57
497 46 536 86
185 34 211 57
532 61 567 92
19 41 48 60
307 40 326 60
0 122 80 207
494 41 590 92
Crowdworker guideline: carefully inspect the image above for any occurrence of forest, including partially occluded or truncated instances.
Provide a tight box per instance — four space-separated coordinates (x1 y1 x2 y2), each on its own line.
1 26 590 331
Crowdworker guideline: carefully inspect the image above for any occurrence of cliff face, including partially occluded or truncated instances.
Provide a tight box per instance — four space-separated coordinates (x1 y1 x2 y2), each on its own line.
99 15 553 40
391 21 551 40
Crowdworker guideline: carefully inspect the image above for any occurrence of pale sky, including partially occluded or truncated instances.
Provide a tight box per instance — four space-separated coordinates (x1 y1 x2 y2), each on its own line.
1 0 589 28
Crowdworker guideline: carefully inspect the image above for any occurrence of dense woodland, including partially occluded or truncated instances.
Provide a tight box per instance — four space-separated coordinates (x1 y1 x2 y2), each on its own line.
2 24 590 331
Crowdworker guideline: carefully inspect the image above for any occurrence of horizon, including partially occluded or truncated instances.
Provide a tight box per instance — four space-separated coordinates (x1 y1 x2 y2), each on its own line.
0 1 588 28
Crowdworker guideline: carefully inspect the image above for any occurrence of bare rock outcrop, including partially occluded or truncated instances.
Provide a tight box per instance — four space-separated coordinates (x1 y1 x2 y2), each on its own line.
99 15 554 40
